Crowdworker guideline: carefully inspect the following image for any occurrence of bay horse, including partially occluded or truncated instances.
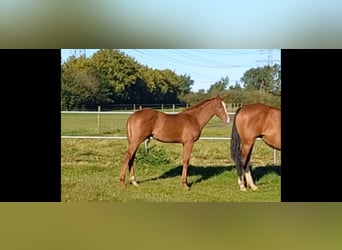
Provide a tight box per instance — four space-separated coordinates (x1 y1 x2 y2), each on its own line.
230 103 281 191
120 96 230 190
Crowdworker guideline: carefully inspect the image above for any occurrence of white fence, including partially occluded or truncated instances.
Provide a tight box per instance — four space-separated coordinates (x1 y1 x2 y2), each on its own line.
61 111 280 164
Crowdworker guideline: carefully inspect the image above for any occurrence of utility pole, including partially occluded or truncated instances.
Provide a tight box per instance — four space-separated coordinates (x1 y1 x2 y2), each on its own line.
256 49 274 66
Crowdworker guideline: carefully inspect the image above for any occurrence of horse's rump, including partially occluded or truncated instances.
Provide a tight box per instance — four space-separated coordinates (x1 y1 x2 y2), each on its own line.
126 108 158 142
230 103 281 191
234 103 280 148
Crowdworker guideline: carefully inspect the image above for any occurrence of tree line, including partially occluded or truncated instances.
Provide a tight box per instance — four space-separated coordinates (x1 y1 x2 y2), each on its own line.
61 49 281 110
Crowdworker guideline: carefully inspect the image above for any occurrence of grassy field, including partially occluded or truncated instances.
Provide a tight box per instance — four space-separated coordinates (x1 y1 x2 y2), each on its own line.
61 112 281 202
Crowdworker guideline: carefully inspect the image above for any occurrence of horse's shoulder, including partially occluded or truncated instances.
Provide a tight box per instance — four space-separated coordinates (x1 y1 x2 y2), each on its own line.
176 112 194 119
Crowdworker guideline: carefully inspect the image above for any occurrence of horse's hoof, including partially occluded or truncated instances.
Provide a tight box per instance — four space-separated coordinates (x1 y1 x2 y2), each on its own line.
130 176 139 187
251 186 258 191
120 178 127 187
240 186 247 191
183 183 190 190
131 180 139 187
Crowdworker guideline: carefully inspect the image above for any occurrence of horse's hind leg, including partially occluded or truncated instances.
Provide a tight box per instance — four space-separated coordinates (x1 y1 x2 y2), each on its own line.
242 143 258 190
120 141 139 187
232 132 247 191
128 151 139 187
236 164 247 191
237 142 255 191
245 163 258 190
119 149 131 187
128 138 150 186
235 151 246 191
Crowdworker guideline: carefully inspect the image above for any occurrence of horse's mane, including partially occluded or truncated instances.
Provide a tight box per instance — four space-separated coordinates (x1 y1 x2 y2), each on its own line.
183 97 219 113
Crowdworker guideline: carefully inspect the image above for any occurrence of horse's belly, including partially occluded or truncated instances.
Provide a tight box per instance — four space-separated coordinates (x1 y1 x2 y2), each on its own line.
153 126 200 143
152 129 183 143
263 134 281 150
152 115 200 143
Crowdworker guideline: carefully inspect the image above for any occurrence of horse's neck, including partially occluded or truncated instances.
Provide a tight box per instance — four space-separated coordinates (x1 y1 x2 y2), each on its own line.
186 104 214 129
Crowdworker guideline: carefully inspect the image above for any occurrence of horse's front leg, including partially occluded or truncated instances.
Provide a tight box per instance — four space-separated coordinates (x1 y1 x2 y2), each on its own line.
181 141 194 190
236 163 247 191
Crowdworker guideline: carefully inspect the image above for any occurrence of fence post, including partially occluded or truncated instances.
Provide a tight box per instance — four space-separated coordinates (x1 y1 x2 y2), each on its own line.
173 104 175 112
97 106 101 134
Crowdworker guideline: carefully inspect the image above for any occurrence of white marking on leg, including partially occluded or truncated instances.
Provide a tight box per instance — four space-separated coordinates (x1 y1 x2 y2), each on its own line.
245 169 258 190
221 101 230 124
238 176 246 191
130 176 139 187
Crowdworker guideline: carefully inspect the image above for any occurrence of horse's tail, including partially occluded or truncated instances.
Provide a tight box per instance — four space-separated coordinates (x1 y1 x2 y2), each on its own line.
126 115 133 143
230 107 242 169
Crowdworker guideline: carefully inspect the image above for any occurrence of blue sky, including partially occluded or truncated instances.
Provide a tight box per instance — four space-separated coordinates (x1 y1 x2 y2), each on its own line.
61 49 280 92
1 1 342 48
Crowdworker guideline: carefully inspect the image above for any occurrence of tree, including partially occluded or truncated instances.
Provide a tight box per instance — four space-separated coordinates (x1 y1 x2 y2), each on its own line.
90 49 141 103
178 74 194 96
207 76 229 95
229 81 242 90
61 49 197 109
61 56 110 110
270 64 281 96
241 64 281 95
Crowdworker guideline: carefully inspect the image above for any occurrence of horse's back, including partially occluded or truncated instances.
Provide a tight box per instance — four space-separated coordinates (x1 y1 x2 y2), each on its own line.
238 103 273 115
129 108 158 121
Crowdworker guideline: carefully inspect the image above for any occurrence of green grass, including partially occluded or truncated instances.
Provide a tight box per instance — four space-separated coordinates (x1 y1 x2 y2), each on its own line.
61 138 281 202
61 113 129 136
61 112 233 137
61 111 281 202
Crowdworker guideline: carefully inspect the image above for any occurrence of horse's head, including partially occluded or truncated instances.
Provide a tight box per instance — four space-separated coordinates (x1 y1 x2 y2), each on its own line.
213 96 230 124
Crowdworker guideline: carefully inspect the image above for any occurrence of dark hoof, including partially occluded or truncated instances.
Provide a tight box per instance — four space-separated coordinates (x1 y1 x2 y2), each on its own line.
183 183 190 190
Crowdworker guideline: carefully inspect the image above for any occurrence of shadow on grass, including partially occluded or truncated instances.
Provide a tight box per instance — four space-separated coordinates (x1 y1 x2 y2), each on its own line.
138 165 235 187
252 165 281 182
137 164 281 187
